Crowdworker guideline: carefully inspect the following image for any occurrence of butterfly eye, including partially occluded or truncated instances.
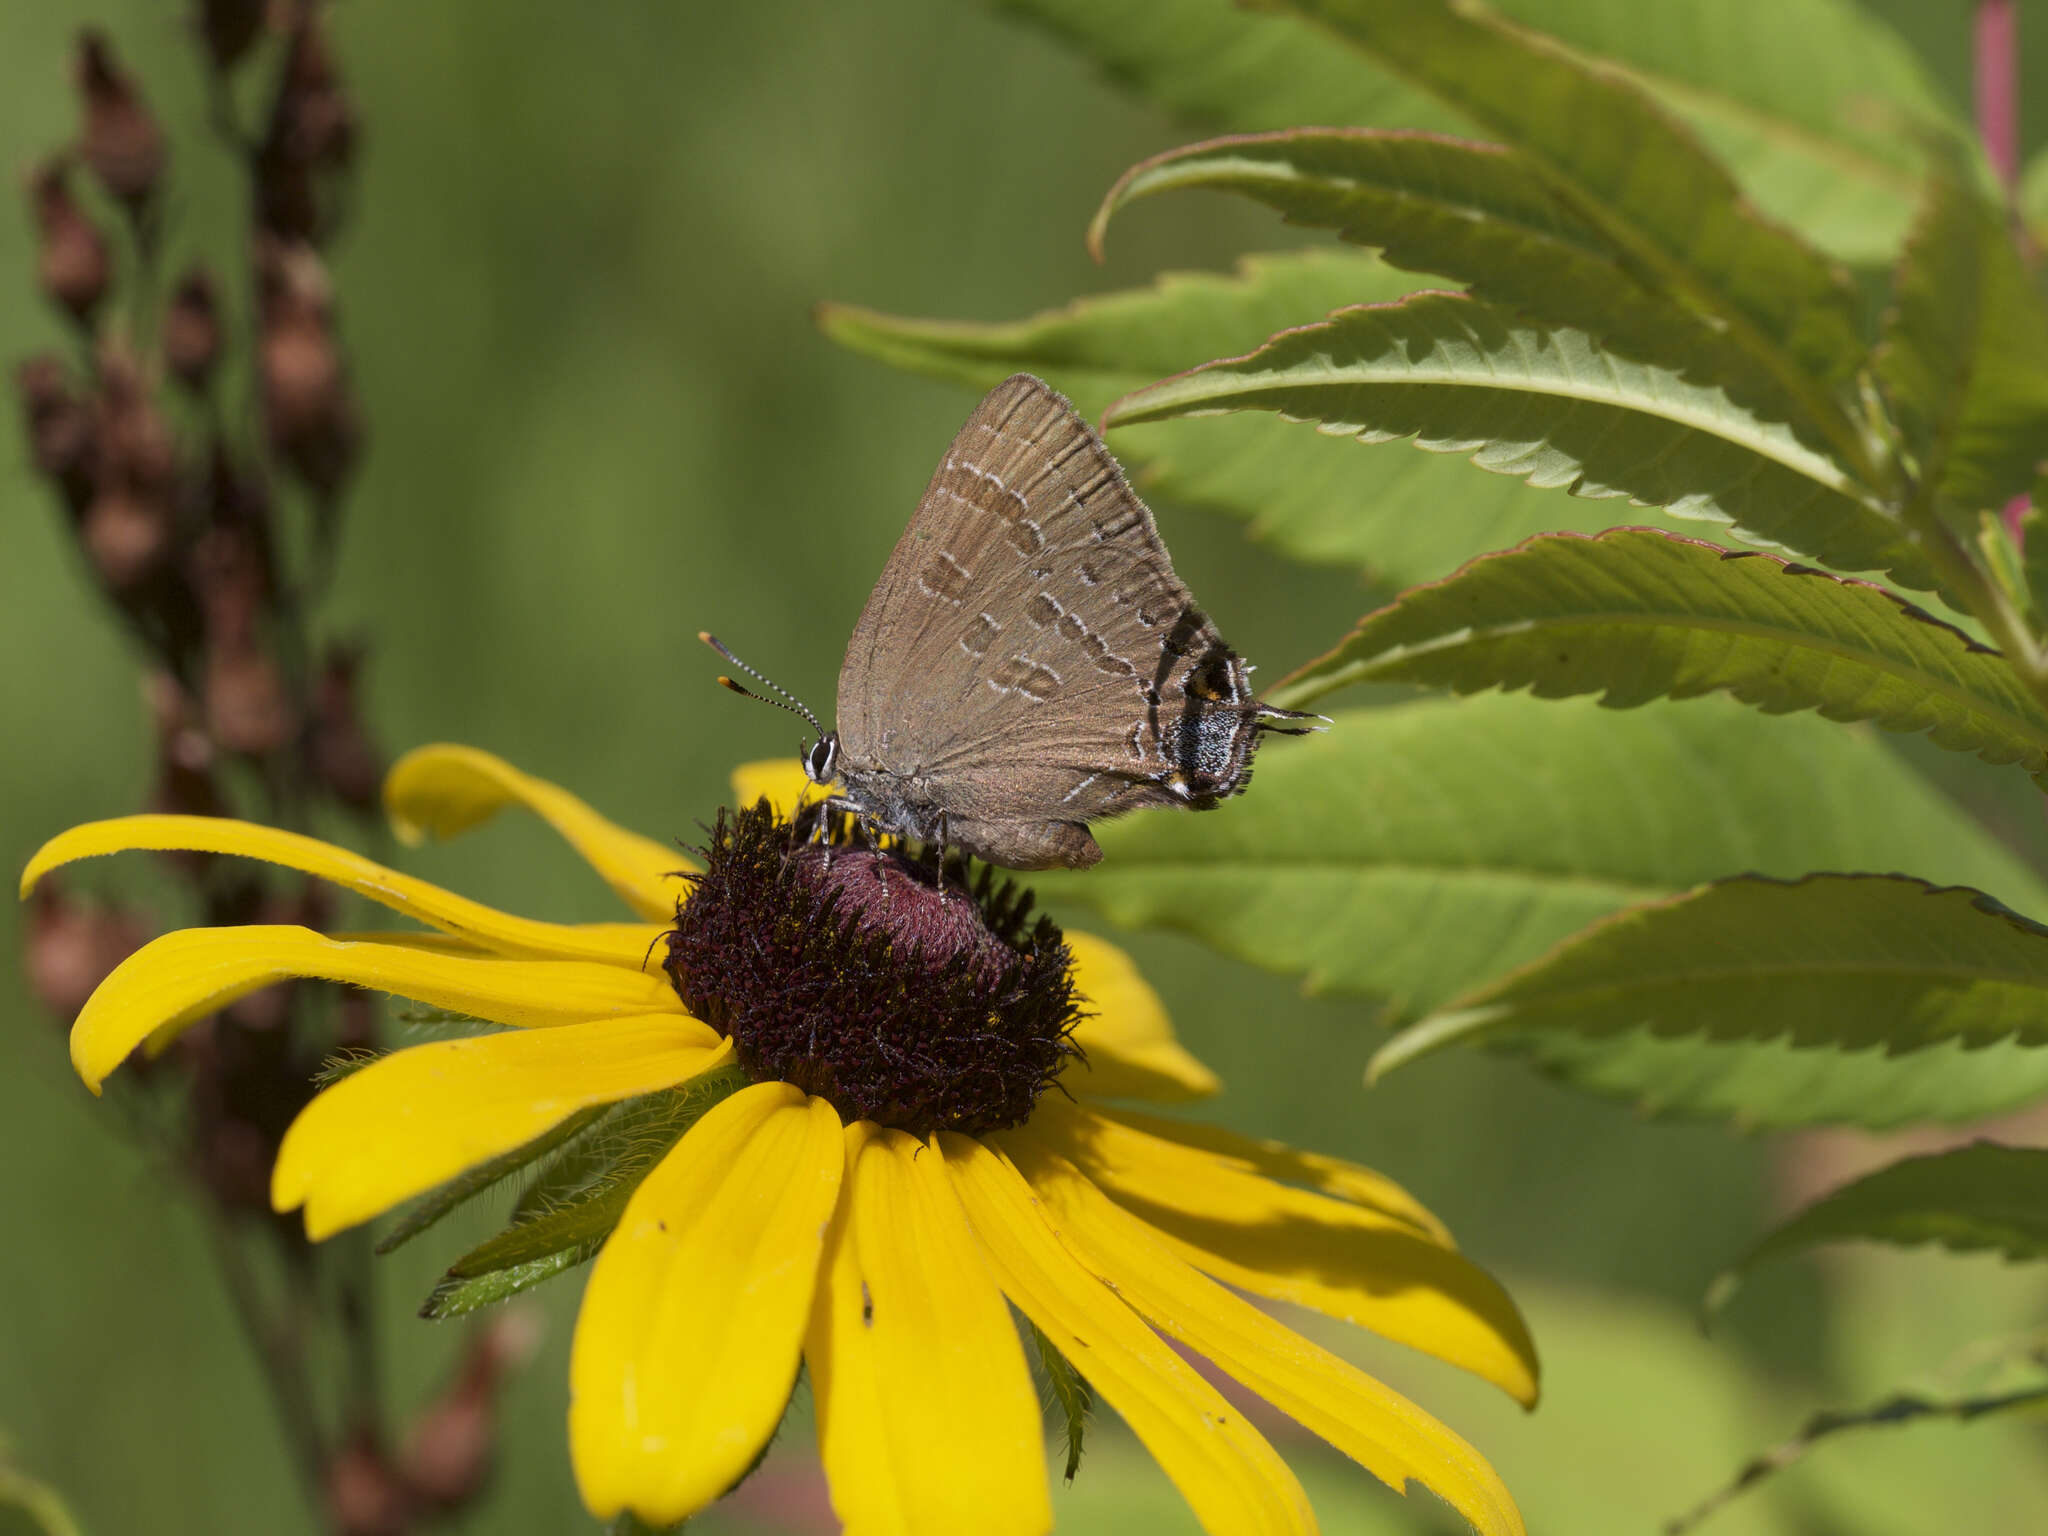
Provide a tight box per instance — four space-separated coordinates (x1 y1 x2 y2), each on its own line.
806 734 838 783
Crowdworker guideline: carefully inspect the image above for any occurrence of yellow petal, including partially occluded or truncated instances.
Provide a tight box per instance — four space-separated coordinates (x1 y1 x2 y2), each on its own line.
1092 1106 1450 1244
336 923 669 960
1065 931 1220 1101
274 1015 729 1240
385 745 694 921
1033 1101 1539 1409
729 758 826 818
1006 1131 1525 1536
22 815 666 966
941 1132 1314 1536
570 1083 844 1526
808 1124 1051 1536
71 926 679 1092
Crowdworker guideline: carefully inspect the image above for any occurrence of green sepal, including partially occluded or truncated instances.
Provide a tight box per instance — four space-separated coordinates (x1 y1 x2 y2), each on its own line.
2021 492 2048 625
376 1103 610 1256
417 1065 749 1318
514 1064 749 1221
1029 1319 1093 1484
607 1513 685 1536
422 1246 596 1321
1977 508 2029 619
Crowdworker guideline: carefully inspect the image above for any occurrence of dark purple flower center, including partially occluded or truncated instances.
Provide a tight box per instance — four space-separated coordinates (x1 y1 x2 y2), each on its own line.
662 802 1078 1137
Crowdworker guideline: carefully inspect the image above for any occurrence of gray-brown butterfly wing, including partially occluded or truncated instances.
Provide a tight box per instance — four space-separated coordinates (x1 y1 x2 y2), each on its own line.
835 375 1287 867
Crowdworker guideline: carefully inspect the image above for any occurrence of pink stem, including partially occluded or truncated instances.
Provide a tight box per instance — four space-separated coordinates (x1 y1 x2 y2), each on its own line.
1977 0 2020 192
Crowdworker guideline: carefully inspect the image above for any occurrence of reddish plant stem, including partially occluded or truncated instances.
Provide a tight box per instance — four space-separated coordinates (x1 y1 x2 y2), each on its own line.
1976 0 2020 192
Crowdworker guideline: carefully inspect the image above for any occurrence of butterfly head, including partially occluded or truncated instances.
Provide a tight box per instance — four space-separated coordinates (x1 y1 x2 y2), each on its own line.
699 632 839 785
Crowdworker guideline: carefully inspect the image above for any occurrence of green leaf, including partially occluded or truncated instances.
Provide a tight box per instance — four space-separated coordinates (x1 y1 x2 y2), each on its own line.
991 0 1455 135
1370 874 2048 1081
1261 0 1868 405
821 249 1395 421
1486 0 1946 264
1103 293 1931 589
1030 1319 1094 1483
2022 504 2048 626
1090 129 1800 426
1666 1331 2048 1535
1273 526 2048 782
1039 693 2042 1015
1035 692 2048 1128
2022 148 2048 243
1876 160 2048 518
375 1103 610 1255
823 253 1707 588
1713 1143 2048 1312
989 0 1946 262
1505 1029 2048 1134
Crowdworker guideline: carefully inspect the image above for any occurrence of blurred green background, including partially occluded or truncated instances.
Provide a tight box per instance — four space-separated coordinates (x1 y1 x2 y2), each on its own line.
6 3 2048 1533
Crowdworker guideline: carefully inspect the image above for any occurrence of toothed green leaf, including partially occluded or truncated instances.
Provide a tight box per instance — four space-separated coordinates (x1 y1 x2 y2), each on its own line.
1104 293 1928 589
1262 0 1865 394
1274 527 2048 782
1039 693 2048 1128
1711 1143 2048 1314
991 0 1944 261
1091 129 1799 427
1370 875 2048 1082
1876 158 2048 518
822 253 1706 588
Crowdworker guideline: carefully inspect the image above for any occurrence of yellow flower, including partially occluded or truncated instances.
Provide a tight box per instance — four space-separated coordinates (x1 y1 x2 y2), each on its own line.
23 745 1537 1536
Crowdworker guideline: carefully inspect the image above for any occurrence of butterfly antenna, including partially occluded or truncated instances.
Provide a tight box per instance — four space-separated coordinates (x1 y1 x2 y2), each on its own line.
699 632 825 736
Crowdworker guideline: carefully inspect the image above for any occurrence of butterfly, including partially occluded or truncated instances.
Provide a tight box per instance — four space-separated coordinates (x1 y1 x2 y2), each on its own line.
706 373 1319 870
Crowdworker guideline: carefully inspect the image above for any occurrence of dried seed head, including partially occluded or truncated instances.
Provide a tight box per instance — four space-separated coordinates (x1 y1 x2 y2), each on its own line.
75 31 166 214
326 1433 411 1536
206 643 299 757
82 488 172 593
309 643 382 810
256 13 356 243
194 0 266 71
30 160 110 323
258 239 362 494
26 877 145 1021
164 268 222 390
665 802 1079 1137
146 671 232 855
397 1314 535 1512
93 345 177 498
16 354 97 516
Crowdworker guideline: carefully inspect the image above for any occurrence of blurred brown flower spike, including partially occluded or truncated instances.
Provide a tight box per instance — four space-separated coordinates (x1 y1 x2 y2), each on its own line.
164 268 223 391
257 10 357 246
310 643 385 811
30 160 110 324
75 30 166 217
399 1312 541 1513
82 345 176 594
146 671 232 840
258 239 362 499
195 0 266 72
16 355 97 519
25 877 144 1023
